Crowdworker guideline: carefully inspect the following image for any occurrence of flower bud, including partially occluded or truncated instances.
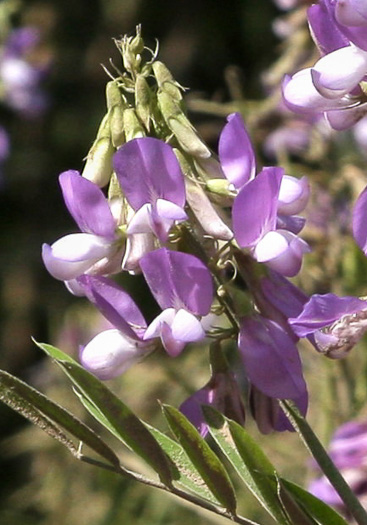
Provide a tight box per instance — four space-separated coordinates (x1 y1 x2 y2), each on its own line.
106 81 124 110
158 91 210 158
82 136 114 187
135 74 151 130
122 108 145 141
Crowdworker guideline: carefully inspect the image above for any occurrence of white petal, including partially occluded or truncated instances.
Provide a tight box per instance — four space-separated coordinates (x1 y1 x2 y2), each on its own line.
80 329 149 380
171 309 205 342
278 175 310 215
126 204 153 234
312 45 367 98
155 198 188 221
143 308 176 340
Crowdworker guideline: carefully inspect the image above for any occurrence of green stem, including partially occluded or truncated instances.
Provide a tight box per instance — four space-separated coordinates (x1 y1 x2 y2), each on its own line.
280 400 367 525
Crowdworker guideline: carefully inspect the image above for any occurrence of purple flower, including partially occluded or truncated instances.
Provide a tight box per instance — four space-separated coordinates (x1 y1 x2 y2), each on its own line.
289 293 367 358
0 27 50 116
113 137 187 242
283 0 367 129
140 248 214 356
232 167 310 276
353 183 367 254
42 170 124 286
239 314 308 401
77 275 153 379
180 371 245 437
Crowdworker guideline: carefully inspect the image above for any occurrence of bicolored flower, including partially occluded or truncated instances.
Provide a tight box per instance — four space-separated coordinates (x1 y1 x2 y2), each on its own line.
42 170 124 287
77 275 153 379
232 167 310 276
283 0 367 129
140 248 214 356
113 137 187 242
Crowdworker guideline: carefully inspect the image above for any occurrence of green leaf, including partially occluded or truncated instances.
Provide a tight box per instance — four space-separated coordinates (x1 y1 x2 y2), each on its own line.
0 369 119 467
35 341 172 486
279 478 348 525
161 403 237 513
75 387 223 505
203 405 290 525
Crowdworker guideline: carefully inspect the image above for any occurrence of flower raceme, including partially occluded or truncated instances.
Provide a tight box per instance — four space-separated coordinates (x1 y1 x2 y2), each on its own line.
283 0 367 130
42 170 125 291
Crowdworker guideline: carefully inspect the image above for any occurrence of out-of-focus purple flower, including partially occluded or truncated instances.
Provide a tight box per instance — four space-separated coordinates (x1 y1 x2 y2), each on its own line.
77 275 154 379
232 167 310 276
289 293 367 358
353 184 367 254
283 0 367 129
180 371 245 437
113 137 187 242
0 126 10 182
310 419 367 511
263 120 312 159
140 248 213 356
42 170 124 286
0 27 50 117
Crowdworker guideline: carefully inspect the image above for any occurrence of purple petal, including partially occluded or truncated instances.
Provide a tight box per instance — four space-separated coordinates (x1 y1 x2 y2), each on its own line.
113 137 186 210
353 185 367 253
276 215 306 234
140 248 213 315
160 322 186 356
239 315 307 399
274 390 308 432
80 329 150 380
308 3 349 55
180 385 213 437
155 198 188 221
260 270 309 319
78 275 147 340
59 170 116 239
309 477 343 507
326 102 367 130
232 167 283 248
336 0 367 26
289 293 367 337
218 112 256 189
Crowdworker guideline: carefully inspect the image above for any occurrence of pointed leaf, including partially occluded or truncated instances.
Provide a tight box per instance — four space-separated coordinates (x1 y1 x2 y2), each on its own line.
203 406 290 525
0 369 120 467
162 403 237 512
279 478 348 525
34 341 172 485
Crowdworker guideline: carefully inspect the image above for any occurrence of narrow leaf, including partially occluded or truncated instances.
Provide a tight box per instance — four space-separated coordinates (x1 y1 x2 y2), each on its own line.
203 406 290 525
280 478 348 525
0 369 120 467
35 341 172 485
276 477 319 525
162 403 237 513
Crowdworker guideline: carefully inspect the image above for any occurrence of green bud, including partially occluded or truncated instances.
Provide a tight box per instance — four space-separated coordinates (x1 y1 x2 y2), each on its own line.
158 91 210 158
152 61 183 102
95 113 111 140
82 136 114 187
122 108 145 141
206 179 236 197
135 74 151 130
106 81 123 110
109 104 125 147
129 30 144 55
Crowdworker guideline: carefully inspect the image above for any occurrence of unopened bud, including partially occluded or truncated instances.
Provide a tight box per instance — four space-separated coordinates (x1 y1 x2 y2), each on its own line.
135 74 151 130
153 61 183 103
122 108 145 141
206 178 236 197
106 81 123 110
158 91 210 158
82 136 114 187
109 104 125 147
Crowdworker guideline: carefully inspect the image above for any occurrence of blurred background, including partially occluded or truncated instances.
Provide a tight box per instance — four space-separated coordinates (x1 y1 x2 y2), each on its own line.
1 0 367 524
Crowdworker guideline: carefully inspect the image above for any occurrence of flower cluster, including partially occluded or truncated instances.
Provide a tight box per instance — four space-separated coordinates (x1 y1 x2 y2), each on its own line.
283 0 367 130
43 28 367 437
